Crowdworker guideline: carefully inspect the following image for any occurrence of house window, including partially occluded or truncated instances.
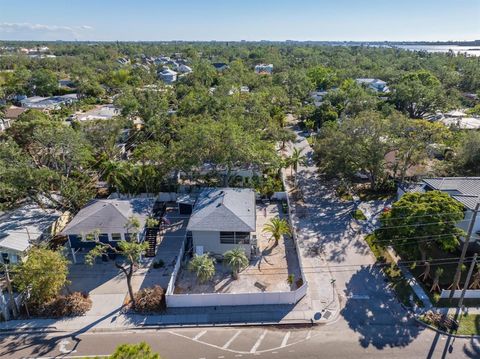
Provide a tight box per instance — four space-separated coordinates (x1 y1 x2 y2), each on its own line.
236 232 250 244
220 232 235 244
111 233 122 241
124 233 138 242
220 232 250 244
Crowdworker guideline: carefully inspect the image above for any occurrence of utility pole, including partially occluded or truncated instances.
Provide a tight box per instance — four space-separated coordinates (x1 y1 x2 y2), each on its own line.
458 253 477 312
4 263 18 319
450 202 480 302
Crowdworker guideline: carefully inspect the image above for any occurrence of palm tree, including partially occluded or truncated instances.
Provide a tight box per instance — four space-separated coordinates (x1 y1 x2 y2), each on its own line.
102 160 131 193
224 248 249 279
289 147 305 176
262 217 291 246
188 254 216 283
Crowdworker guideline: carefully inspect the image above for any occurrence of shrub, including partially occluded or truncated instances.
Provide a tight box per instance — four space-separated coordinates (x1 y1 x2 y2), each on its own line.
287 274 295 285
34 292 92 317
133 286 166 313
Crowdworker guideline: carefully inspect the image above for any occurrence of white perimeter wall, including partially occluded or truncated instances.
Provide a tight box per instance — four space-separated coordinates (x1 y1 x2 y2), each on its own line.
441 289 480 299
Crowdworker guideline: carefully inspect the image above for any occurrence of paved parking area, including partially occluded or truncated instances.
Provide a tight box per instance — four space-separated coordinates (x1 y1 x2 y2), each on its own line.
65 205 189 316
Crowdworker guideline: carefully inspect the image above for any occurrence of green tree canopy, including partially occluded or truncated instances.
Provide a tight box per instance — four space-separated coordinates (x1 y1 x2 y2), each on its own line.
13 248 69 306
391 70 445 118
377 191 465 260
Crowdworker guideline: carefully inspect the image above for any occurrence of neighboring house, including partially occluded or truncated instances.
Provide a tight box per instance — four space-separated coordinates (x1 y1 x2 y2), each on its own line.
228 86 250 96
0 204 69 264
398 177 480 248
58 79 76 89
20 94 78 110
0 106 26 131
187 188 257 259
440 117 480 130
177 64 193 74
2 106 27 131
356 78 390 93
158 69 178 83
117 57 130 65
310 90 329 107
61 198 155 263
212 62 229 71
254 64 273 75
72 104 119 122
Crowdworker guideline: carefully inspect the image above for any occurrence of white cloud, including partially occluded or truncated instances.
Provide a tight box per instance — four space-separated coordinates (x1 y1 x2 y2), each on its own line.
0 22 93 35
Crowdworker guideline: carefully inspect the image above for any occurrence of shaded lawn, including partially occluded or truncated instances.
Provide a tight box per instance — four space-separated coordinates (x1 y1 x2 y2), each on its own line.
457 314 480 335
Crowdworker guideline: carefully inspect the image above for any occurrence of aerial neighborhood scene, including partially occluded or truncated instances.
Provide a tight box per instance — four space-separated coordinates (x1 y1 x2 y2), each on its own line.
1 0 480 358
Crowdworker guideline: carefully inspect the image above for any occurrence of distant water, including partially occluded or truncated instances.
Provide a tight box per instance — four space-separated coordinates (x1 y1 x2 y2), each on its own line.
384 44 480 57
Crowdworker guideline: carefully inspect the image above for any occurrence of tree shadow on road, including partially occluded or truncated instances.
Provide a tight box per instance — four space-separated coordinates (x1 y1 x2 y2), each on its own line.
0 307 122 357
340 265 424 349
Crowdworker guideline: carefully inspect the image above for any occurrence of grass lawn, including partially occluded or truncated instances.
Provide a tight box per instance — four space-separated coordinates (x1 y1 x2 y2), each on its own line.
352 208 367 220
457 314 480 335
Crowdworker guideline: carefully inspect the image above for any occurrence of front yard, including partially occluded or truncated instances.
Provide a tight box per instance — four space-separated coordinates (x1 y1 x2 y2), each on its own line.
174 202 301 294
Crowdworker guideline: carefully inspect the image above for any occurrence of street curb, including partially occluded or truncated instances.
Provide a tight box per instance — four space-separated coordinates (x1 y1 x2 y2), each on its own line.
0 320 320 335
414 316 480 339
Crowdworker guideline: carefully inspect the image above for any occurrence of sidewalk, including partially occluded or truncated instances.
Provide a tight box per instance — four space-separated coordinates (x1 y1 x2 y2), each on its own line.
0 303 319 333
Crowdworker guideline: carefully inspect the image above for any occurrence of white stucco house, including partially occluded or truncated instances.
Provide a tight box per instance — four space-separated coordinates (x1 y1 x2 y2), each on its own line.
398 177 480 249
187 188 257 259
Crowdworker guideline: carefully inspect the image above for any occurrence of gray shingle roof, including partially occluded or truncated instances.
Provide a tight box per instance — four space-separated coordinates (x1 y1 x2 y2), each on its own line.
187 188 256 232
61 198 154 235
422 177 480 210
423 177 480 196
0 204 62 252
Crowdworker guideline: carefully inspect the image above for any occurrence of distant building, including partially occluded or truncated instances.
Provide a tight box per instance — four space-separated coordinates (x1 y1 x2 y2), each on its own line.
212 62 229 71
158 69 178 83
20 94 78 110
310 90 329 107
177 64 193 74
73 104 119 122
355 78 390 93
254 64 273 75
0 106 27 132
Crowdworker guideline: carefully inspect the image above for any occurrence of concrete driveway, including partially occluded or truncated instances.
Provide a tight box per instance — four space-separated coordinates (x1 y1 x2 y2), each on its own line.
285 122 411 346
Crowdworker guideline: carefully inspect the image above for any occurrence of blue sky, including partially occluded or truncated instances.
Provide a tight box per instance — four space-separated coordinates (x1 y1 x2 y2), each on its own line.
1 0 479 41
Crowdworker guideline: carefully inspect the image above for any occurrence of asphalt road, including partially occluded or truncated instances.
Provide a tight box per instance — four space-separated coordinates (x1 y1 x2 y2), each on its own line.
0 322 478 359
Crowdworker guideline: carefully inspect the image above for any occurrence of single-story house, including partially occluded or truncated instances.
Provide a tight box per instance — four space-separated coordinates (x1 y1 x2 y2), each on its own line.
158 69 177 83
398 177 480 248
356 78 390 93
20 94 78 110
1 106 27 131
254 64 273 75
0 204 69 264
187 188 256 258
61 198 155 263
176 64 192 74
212 62 229 71
72 104 119 122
